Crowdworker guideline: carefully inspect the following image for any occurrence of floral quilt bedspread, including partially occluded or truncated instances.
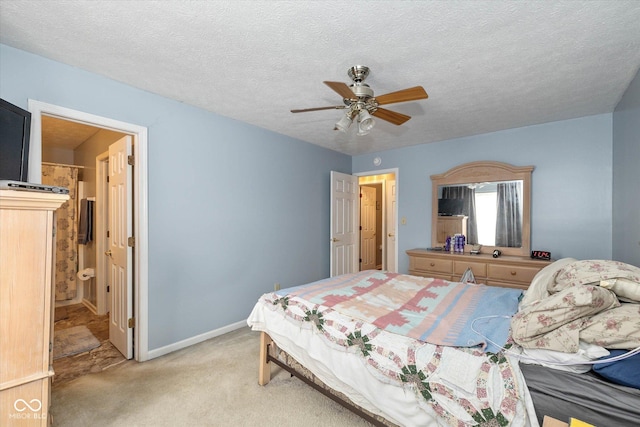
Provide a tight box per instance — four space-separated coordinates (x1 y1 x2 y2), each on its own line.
283 270 522 353
252 271 536 426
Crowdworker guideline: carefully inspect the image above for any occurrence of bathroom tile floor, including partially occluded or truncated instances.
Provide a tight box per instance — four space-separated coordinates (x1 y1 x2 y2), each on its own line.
52 304 126 386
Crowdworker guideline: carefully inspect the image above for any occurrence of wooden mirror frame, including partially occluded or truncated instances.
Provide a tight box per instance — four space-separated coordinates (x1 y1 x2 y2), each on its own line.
431 161 534 257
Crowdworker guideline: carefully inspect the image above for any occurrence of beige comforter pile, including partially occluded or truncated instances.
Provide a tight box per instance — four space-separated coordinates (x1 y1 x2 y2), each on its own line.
511 259 640 353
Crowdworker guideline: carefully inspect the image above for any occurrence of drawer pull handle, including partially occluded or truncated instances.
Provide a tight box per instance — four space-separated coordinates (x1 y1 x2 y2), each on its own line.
430 262 435 267
510 271 517 276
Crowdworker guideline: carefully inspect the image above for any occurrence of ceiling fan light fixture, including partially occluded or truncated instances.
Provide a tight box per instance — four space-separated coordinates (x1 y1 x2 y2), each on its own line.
334 112 353 132
357 109 375 135
356 127 370 136
292 65 428 135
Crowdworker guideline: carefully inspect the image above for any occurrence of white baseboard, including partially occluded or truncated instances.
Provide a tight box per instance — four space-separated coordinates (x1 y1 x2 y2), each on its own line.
147 319 247 360
82 298 98 315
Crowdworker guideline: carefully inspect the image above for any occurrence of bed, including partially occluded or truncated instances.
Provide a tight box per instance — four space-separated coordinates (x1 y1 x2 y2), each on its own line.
247 259 640 426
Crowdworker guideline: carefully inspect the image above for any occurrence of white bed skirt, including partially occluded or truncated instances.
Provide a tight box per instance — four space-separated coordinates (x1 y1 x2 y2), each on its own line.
248 296 539 427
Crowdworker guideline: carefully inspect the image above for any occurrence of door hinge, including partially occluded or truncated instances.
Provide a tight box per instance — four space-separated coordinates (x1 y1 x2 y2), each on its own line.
128 317 135 328
128 236 135 247
128 155 135 166
107 230 110 238
107 285 110 292
107 175 110 183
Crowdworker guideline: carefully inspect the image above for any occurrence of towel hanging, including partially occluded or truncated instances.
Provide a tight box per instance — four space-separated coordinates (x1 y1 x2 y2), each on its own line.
78 199 94 245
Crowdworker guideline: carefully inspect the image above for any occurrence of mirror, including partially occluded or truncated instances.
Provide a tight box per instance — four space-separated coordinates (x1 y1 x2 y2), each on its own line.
431 161 533 257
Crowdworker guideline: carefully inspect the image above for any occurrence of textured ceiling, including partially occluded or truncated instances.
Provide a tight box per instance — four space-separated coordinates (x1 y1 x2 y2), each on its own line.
1 1 640 156
41 116 100 150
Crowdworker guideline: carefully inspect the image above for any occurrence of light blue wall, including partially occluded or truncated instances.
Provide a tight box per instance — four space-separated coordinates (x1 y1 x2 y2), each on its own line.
353 115 614 273
613 68 640 267
0 44 351 350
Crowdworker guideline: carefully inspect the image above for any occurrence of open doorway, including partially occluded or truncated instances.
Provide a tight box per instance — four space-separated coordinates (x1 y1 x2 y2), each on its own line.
329 169 398 277
358 172 397 272
41 117 130 384
28 100 149 364
41 117 127 313
359 183 380 270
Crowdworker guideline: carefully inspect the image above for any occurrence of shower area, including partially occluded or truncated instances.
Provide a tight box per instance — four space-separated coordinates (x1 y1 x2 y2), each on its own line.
42 163 98 310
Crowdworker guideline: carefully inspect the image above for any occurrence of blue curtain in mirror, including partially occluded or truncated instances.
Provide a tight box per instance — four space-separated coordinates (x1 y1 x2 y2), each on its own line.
441 186 478 244
495 182 522 247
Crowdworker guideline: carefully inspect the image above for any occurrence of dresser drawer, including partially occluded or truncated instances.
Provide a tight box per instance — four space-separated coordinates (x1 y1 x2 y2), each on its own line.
488 264 540 285
407 249 549 289
453 260 487 277
411 257 453 274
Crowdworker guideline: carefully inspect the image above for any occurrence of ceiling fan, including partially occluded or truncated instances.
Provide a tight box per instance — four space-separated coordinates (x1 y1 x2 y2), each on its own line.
291 65 428 135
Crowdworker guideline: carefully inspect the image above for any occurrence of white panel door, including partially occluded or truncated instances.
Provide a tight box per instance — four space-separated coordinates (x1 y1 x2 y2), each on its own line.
330 171 359 277
385 180 397 272
108 135 133 359
360 185 377 271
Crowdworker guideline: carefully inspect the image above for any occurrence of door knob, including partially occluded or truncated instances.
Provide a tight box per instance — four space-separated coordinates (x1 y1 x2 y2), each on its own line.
105 250 112 257
388 233 395 237
331 238 340 242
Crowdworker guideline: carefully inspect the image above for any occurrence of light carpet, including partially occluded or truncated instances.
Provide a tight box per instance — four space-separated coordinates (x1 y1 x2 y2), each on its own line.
53 325 101 360
51 327 373 426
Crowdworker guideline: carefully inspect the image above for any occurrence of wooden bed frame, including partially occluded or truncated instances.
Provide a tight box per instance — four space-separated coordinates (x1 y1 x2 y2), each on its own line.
258 331 397 426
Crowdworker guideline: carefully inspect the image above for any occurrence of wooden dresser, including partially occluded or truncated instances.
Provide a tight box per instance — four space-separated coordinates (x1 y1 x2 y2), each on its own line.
406 248 551 290
1 190 68 426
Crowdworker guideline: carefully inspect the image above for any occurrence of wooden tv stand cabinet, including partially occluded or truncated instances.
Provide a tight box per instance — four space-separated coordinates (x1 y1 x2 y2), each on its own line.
1 190 68 426
406 248 551 290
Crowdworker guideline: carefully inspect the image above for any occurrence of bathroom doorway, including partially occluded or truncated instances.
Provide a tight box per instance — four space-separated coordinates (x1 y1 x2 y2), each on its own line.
29 99 150 365
41 118 130 383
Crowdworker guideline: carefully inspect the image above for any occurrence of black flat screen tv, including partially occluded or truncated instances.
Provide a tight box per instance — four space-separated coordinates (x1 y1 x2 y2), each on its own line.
0 98 31 182
438 198 464 216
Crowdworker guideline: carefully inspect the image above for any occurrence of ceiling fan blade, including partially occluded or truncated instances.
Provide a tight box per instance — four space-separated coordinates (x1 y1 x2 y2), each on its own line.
291 105 346 113
371 108 411 125
324 81 355 99
374 86 428 106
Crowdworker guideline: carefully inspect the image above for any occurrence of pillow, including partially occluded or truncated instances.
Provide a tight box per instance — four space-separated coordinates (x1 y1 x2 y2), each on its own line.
593 349 640 389
580 303 640 349
520 258 577 309
519 341 610 373
551 260 640 301
606 278 640 303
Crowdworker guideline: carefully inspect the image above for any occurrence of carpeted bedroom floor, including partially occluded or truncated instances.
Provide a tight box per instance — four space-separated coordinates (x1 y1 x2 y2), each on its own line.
51 327 373 426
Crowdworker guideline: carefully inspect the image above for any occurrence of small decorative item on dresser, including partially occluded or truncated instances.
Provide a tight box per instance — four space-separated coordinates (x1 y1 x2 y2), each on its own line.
531 250 551 260
492 249 502 258
452 233 465 253
470 244 482 255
